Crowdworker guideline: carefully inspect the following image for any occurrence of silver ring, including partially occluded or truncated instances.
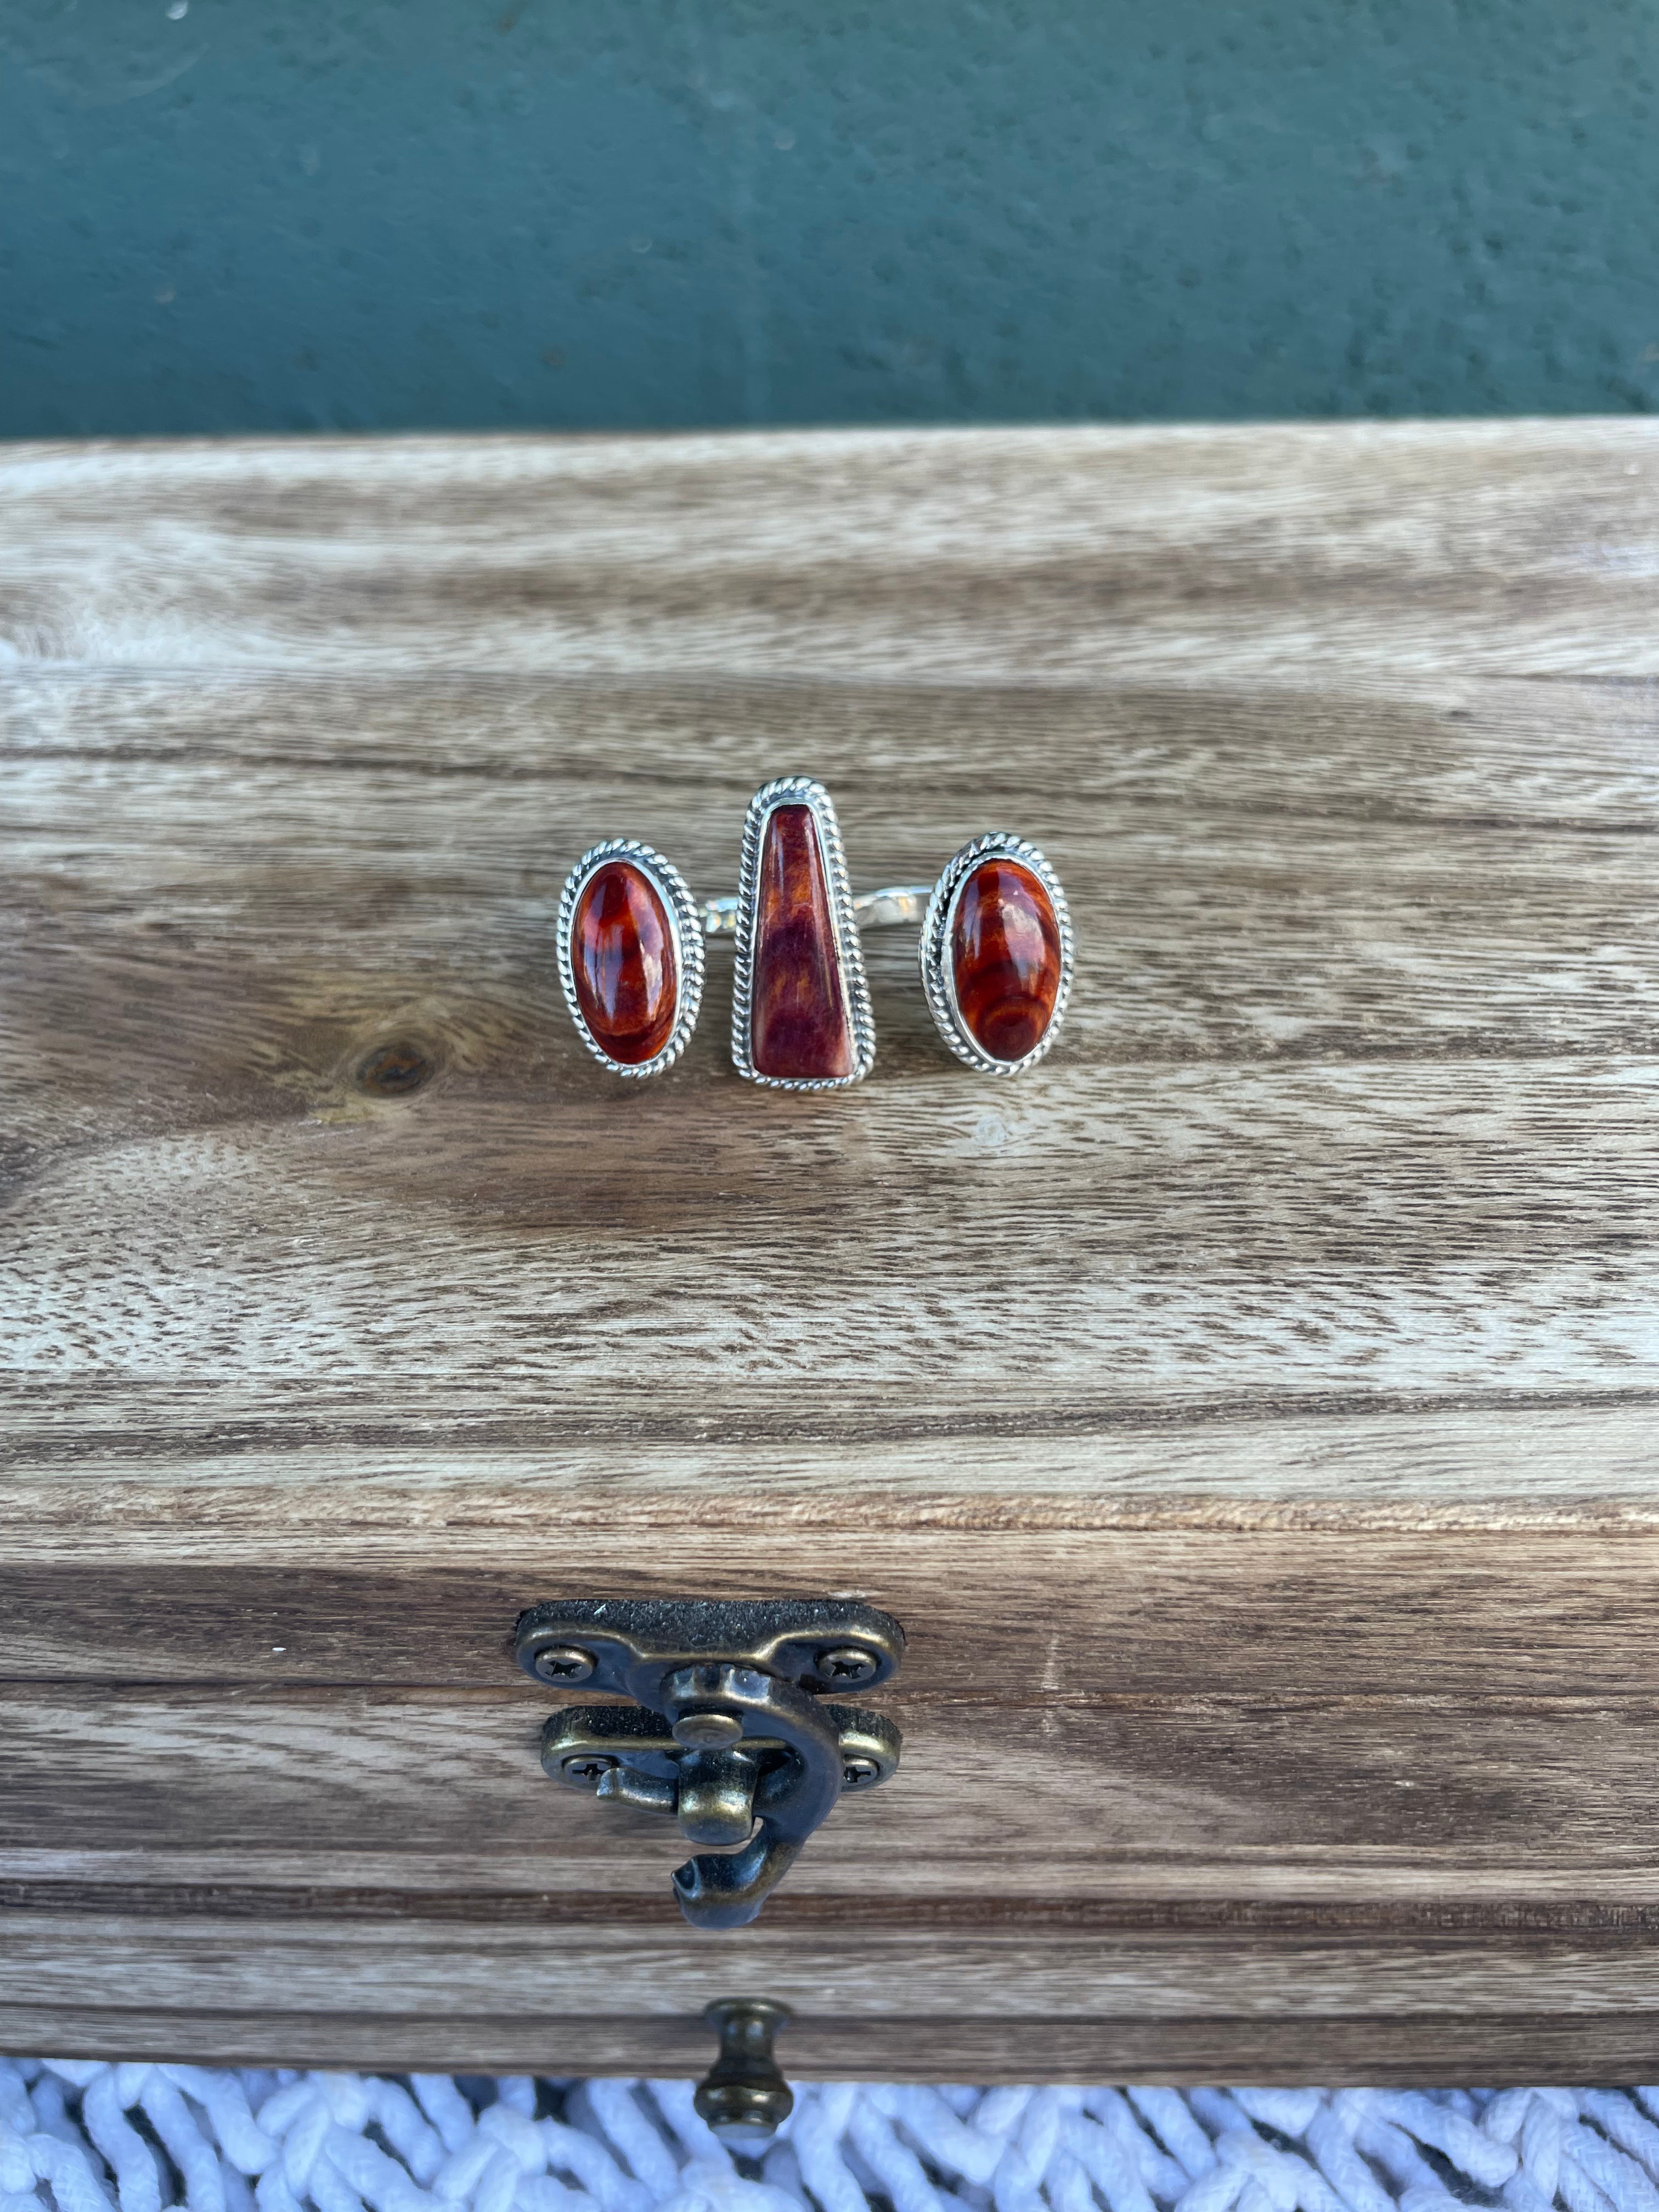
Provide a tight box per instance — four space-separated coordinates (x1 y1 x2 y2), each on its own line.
556 839 705 1080
701 885 932 936
557 787 1072 1083
919 834 1073 1076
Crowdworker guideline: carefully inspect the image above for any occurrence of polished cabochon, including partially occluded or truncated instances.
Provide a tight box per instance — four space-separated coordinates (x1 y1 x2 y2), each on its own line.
921 833 1074 1076
730 776 877 1091
556 839 705 1078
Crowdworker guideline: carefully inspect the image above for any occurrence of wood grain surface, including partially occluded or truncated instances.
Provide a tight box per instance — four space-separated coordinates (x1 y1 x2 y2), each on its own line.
12 1996 1659 2091
4 423 1659 2078
8 1687 1659 1899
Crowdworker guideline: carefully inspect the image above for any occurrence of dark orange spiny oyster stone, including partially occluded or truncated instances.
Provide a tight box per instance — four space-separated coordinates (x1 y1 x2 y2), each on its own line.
751 804 854 1081
951 858 1062 1062
572 860 679 1064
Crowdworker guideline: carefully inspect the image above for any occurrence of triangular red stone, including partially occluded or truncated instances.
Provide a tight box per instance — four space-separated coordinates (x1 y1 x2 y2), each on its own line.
750 805 854 1080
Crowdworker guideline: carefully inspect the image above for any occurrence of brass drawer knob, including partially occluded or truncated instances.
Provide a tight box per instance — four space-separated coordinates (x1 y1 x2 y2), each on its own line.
693 1997 794 2146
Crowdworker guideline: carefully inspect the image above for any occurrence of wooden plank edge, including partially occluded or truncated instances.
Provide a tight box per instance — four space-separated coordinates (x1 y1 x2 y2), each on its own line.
6 2007 1659 2085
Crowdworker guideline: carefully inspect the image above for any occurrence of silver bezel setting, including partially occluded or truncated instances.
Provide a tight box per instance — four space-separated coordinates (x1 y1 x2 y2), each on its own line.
921 833 1074 1077
556 839 704 1079
730 776 876 1090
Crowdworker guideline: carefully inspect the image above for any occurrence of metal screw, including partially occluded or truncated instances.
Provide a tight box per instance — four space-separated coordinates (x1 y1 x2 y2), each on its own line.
842 1756 880 1788
560 1754 617 1787
533 1644 596 1684
815 1645 878 1686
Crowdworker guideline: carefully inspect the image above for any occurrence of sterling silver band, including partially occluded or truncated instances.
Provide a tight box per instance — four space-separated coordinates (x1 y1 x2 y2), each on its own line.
700 884 932 938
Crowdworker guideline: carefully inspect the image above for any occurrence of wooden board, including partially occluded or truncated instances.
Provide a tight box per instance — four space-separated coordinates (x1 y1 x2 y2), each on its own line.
9 1685 1659 1897
4 421 1659 2080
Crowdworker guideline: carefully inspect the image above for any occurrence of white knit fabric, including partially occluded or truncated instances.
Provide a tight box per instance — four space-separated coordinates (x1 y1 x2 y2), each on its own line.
7 2068 1659 2212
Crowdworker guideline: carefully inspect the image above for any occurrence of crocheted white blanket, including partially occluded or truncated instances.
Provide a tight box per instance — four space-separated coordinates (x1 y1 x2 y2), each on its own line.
3 2066 1650 2212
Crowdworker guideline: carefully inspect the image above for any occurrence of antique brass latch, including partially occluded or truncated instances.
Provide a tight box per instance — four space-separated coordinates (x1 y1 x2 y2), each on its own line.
514 1598 904 1929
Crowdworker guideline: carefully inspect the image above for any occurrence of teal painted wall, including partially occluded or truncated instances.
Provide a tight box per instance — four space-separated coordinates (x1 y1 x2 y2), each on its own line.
4 0 1657 437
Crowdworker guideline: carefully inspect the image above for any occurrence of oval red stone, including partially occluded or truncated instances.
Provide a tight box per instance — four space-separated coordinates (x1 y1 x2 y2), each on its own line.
572 860 679 1065
951 859 1062 1063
